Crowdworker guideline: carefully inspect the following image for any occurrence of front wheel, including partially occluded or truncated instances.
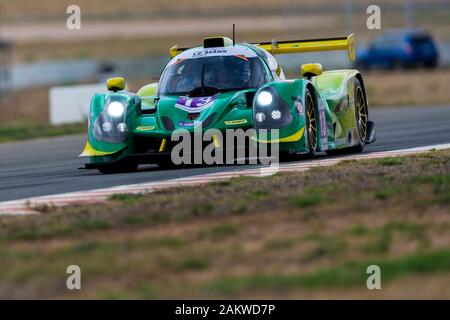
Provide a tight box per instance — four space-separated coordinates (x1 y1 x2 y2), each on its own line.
304 88 318 158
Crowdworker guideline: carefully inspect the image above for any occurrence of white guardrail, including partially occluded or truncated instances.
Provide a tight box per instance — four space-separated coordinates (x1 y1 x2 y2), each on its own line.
49 83 105 125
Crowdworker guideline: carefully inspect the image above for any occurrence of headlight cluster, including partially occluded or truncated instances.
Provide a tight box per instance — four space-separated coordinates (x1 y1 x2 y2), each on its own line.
253 87 292 129
107 101 125 117
92 98 129 143
256 91 273 106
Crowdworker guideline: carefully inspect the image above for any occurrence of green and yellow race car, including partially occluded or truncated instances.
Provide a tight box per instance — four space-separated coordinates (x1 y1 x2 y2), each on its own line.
80 34 375 173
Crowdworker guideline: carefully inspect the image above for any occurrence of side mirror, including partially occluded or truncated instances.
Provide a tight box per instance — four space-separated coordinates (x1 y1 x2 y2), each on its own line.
106 77 126 92
301 63 323 79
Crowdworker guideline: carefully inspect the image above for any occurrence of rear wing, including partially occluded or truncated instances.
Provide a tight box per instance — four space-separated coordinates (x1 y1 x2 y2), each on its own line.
169 34 355 61
253 34 356 61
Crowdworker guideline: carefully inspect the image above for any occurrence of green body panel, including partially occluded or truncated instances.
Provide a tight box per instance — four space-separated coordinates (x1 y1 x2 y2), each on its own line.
255 78 337 153
132 90 254 137
136 83 158 111
87 92 139 164
312 70 361 149
254 80 307 152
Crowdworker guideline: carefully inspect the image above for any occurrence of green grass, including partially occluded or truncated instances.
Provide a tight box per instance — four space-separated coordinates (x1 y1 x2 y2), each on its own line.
377 157 404 167
264 238 297 250
178 258 209 271
347 224 370 236
109 193 147 204
204 250 450 295
366 229 392 254
289 193 323 208
0 122 86 143
197 223 240 240
302 234 348 260
374 185 403 200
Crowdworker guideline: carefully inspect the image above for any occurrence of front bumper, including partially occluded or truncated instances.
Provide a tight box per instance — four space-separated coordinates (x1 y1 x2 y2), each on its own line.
84 151 172 169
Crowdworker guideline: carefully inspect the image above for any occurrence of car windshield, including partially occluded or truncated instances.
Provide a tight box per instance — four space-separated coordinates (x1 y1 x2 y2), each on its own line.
158 55 269 96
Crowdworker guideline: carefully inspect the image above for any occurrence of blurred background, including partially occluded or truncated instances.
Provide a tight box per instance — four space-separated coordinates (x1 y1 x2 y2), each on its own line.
0 0 449 132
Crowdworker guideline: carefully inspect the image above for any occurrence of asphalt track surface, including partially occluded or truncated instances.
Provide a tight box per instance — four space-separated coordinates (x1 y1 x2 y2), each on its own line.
1 105 449 202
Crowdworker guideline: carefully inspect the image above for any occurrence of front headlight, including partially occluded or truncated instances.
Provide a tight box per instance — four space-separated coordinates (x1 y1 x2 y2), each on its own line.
253 87 292 129
271 110 282 120
92 98 129 143
107 101 125 117
255 112 266 123
256 90 273 106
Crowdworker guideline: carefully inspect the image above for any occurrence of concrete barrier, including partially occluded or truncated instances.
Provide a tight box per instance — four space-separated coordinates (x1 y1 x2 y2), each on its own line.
49 83 105 125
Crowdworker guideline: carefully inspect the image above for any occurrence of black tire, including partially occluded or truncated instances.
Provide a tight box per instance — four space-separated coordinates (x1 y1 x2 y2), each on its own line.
304 88 318 158
98 163 138 174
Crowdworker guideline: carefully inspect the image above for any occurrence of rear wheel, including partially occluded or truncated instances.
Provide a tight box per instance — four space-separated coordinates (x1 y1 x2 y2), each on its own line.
353 77 368 152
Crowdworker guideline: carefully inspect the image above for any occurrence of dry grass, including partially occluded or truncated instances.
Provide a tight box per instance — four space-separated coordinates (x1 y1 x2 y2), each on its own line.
1 150 450 299
0 0 410 21
364 69 450 106
0 86 51 124
2 0 449 63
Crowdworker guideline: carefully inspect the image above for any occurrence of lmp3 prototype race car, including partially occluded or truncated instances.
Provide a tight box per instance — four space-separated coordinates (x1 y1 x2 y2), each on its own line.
80 34 376 173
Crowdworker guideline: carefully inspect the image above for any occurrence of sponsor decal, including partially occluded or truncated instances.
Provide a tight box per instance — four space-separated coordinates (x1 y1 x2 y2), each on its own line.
167 46 258 66
347 130 353 145
346 127 360 146
192 48 228 57
353 127 360 145
318 97 328 151
178 121 195 127
291 96 304 116
174 94 217 112
178 120 203 128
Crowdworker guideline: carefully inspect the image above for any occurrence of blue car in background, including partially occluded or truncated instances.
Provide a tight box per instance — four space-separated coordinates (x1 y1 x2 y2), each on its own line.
355 29 439 70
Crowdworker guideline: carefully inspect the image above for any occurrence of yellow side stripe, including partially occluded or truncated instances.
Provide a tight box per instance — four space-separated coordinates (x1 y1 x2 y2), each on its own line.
254 126 305 144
